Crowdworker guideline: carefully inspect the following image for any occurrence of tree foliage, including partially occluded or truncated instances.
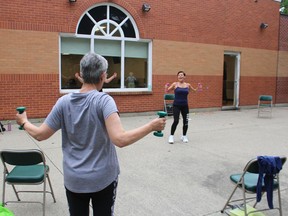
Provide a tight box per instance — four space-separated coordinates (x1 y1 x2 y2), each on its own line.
280 0 288 15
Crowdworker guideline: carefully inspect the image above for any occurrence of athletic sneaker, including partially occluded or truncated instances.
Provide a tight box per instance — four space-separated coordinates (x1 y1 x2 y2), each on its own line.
168 135 174 144
181 136 189 143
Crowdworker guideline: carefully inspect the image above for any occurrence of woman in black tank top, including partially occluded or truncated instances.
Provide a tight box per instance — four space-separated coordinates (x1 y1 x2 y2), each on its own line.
165 71 198 144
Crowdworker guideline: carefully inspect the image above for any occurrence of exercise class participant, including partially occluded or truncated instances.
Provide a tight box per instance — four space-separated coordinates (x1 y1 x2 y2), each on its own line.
16 52 166 216
165 71 197 144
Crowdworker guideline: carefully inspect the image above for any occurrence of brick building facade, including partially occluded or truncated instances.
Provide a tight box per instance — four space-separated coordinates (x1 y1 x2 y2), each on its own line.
277 14 288 103
0 0 287 120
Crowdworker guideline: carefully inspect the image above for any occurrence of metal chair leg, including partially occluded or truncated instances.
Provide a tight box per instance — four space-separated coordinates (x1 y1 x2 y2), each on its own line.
47 175 56 203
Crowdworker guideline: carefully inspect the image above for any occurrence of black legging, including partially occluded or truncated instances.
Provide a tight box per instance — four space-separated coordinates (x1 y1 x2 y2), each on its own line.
170 104 189 136
65 179 118 216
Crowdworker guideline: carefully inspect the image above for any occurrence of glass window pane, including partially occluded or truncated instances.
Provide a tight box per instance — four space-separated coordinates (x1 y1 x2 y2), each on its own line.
123 41 149 88
110 6 126 24
94 39 121 57
77 14 95 35
61 54 83 89
122 19 136 38
88 6 107 22
93 39 122 89
124 57 147 88
125 41 148 58
61 37 90 55
102 56 121 89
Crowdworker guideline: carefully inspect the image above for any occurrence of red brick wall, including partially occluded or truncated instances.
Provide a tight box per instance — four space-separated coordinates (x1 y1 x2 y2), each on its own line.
279 15 288 51
0 1 286 120
276 77 288 103
0 0 280 50
0 30 58 74
276 15 288 103
139 0 280 50
240 76 276 105
0 74 60 119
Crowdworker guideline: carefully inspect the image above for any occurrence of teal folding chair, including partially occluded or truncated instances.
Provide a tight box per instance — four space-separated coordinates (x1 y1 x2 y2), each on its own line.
221 156 286 216
258 95 273 118
164 94 175 116
0 149 56 216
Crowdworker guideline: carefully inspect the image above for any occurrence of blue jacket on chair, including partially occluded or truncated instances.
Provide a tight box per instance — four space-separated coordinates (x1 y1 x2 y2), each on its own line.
256 156 282 209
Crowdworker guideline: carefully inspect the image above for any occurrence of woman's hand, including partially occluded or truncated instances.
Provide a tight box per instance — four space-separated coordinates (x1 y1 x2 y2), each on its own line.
16 111 28 126
149 117 166 132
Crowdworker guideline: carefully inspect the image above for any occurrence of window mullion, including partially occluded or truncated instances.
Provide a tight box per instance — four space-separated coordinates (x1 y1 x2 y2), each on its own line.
107 5 110 35
110 17 129 36
121 40 125 88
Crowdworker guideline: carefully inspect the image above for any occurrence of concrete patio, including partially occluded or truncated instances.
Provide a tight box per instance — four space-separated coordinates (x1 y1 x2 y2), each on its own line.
1 106 288 216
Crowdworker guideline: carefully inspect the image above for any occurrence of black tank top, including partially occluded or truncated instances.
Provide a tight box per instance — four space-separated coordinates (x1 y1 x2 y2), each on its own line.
174 87 189 106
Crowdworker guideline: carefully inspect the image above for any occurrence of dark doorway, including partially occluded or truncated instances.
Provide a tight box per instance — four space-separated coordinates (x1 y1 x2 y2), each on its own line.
222 53 240 109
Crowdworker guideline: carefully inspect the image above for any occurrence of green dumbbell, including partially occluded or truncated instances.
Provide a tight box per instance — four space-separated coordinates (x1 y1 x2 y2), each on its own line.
153 111 167 137
16 107 26 130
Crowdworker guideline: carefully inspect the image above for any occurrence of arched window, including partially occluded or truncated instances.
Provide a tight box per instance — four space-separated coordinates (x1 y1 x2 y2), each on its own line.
60 3 152 92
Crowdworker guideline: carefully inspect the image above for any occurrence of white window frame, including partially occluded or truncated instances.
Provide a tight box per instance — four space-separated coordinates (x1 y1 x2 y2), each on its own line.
59 3 152 93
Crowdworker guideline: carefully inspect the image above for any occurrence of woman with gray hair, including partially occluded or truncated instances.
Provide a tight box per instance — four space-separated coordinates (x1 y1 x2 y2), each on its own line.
16 52 166 216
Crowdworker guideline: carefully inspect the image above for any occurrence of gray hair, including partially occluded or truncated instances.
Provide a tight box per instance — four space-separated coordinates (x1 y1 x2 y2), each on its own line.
80 52 108 84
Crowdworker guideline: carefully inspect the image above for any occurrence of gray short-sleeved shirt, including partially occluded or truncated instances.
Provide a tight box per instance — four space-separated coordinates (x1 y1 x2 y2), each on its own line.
44 90 120 193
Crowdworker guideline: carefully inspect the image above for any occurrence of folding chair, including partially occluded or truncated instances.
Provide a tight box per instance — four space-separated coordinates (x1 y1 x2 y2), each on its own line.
1 149 56 216
258 95 273 118
221 156 286 216
164 94 174 116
